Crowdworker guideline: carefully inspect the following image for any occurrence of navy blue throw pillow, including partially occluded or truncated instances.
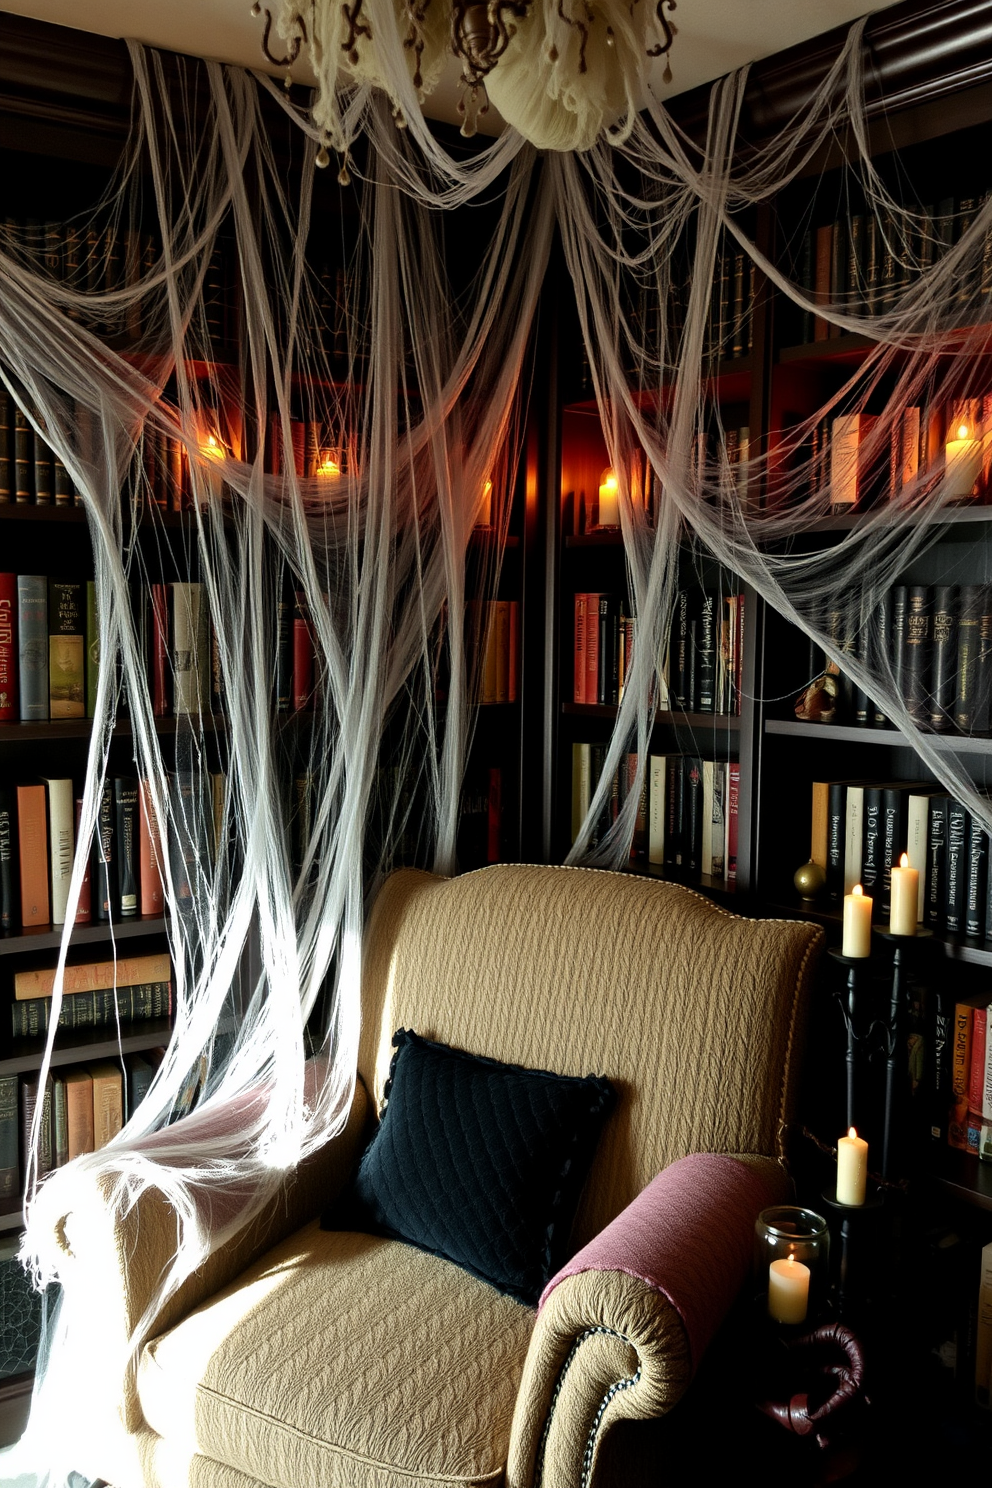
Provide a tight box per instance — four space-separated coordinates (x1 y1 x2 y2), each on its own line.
328 1029 615 1306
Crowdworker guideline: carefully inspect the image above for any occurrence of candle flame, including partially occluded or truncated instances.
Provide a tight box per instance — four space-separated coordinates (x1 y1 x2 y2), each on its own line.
599 467 618 494
957 423 970 440
852 884 863 897
787 1251 795 1267
848 1126 858 1139
899 852 909 868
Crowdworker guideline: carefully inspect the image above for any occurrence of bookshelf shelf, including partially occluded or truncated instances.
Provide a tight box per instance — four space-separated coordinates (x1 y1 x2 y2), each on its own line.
0 1018 172 1079
930 1146 992 1212
564 702 742 732
764 717 992 752
0 917 167 958
765 897 992 965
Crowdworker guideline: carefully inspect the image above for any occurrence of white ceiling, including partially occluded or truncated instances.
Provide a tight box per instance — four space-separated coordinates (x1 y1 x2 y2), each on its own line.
1 0 902 130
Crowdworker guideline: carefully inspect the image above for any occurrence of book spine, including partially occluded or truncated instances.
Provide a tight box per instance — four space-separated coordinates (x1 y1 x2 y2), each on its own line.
93 781 115 923
930 988 953 1142
949 1002 973 1150
139 781 165 918
966 814 989 939
13 407 32 503
860 786 884 897
292 590 314 711
673 590 691 709
573 594 588 705
17 575 48 720
905 793 930 924
0 571 16 721
85 580 99 719
73 795 91 924
114 777 140 918
648 755 666 865
11 982 172 1037
64 1072 94 1161
171 582 206 715
890 585 908 702
974 590 992 735
880 787 907 917
0 786 19 934
726 762 740 880
664 755 683 868
0 1075 19 1199
926 795 949 929
929 585 958 733
598 595 620 707
696 592 717 713
0 389 10 504
844 785 864 896
954 583 985 734
150 583 169 716
47 580 85 719
684 758 703 874
16 782 49 927
903 585 933 726
945 800 969 935
44 777 74 927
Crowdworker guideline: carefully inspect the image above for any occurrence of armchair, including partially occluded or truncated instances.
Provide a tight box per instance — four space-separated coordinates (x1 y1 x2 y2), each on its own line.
40 864 823 1488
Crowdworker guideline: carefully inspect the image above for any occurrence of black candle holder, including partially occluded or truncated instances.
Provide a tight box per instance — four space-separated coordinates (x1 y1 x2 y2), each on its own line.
827 947 874 1133
821 1186 885 1318
876 928 933 1183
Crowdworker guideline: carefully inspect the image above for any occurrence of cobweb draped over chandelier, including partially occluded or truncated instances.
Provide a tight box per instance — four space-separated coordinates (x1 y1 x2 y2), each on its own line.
267 0 678 154
4 12 992 1484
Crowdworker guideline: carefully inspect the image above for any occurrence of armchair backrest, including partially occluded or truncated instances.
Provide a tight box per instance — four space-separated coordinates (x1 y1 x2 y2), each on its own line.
358 865 824 1250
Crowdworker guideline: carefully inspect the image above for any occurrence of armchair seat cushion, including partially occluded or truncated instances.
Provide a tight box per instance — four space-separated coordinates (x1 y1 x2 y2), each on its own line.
137 1219 536 1488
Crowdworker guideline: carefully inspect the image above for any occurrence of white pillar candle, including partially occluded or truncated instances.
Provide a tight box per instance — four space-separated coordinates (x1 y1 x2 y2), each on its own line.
837 1126 868 1206
945 425 982 500
597 468 619 527
768 1254 810 1324
842 883 872 957
889 853 919 935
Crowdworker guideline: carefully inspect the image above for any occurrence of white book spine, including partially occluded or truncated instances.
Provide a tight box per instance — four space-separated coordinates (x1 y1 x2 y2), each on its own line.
648 755 666 865
906 793 930 923
42 776 74 926
844 786 864 895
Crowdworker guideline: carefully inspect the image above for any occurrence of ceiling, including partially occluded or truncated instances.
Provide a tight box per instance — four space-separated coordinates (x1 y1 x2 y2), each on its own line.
1 0 904 131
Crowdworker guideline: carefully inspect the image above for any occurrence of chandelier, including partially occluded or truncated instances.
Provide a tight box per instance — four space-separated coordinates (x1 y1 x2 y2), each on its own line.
252 0 677 160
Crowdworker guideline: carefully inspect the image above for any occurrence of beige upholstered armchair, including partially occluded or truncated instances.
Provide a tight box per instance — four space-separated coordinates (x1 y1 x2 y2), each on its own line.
45 864 823 1488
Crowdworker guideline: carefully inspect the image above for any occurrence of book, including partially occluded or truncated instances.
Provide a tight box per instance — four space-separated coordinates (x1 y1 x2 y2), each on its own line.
17 575 47 720
19 1073 52 1180
13 950 173 1000
52 1074 68 1168
844 783 866 895
41 777 74 927
124 1053 154 1123
113 776 140 918
954 584 986 733
0 572 16 720
16 782 49 927
139 780 165 917
150 583 169 715
945 799 969 935
171 581 208 715
905 790 933 924
63 1070 94 1161
0 786 18 934
573 593 590 704
665 755 684 868
701 759 726 878
648 754 666 865
292 588 314 711
830 413 878 508
47 579 84 718
0 1075 19 1199
683 757 704 874
902 585 933 727
860 784 884 896
89 1062 124 1150
92 781 116 923
726 762 740 880
85 580 99 718
73 795 92 924
929 585 958 733
926 795 950 929
966 813 989 939
695 592 718 713
13 406 32 503
949 999 975 1150
0 389 10 503
929 986 953 1143
11 981 172 1037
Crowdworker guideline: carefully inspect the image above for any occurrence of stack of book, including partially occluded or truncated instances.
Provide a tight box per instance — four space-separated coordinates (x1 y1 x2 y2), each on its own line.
945 994 992 1156
795 191 992 344
9 951 172 1038
0 390 78 507
573 583 745 715
811 779 992 938
0 769 223 934
801 582 992 734
465 601 519 705
572 746 739 881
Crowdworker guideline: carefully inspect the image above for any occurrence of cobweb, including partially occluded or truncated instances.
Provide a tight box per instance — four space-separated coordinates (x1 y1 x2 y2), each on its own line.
1 14 987 1483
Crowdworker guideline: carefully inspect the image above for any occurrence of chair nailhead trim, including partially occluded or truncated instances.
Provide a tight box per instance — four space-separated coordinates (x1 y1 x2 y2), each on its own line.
535 1325 641 1488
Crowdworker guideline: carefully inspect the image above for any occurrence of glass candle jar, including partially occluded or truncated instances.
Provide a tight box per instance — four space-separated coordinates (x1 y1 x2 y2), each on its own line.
755 1205 830 1324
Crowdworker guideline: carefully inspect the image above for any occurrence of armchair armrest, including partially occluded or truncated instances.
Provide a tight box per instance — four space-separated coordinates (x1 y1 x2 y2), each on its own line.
507 1153 788 1488
34 1075 370 1435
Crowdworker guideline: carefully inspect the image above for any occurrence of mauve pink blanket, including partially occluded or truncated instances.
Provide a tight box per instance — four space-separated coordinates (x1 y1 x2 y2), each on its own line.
540 1153 778 1373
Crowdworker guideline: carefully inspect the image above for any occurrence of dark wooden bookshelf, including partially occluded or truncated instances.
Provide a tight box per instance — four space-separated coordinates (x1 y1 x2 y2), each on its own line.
0 917 167 958
0 1017 172 1079
765 717 992 752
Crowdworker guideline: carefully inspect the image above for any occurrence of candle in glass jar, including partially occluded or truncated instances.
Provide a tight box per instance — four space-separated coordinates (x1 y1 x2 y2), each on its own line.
889 852 919 935
768 1253 810 1324
842 883 872 957
837 1126 868 1206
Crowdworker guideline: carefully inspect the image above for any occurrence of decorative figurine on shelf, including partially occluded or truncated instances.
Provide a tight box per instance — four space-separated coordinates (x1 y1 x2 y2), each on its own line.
794 669 839 723
794 858 827 901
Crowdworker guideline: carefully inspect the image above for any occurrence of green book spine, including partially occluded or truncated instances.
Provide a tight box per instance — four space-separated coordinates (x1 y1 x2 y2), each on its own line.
0 1074 19 1199
48 579 85 719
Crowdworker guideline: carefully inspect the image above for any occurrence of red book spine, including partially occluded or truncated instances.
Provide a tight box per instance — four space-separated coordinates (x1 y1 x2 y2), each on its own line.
150 584 169 716
726 762 740 881
0 572 17 721
574 594 587 704
292 592 314 711
969 1006 987 1117
584 592 601 706
73 795 92 924
139 780 164 917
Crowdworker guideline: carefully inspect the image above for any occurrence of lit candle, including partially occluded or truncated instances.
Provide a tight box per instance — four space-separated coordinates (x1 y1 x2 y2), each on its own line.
945 418 982 501
837 1126 868 1206
842 883 872 957
476 478 493 528
889 852 919 935
768 1253 810 1324
597 467 619 527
